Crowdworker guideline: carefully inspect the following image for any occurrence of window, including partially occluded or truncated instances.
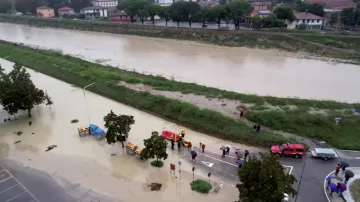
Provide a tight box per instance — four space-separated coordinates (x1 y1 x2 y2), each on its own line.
317 19 320 23
296 148 304 152
307 20 310 23
282 148 289 152
311 20 314 23
302 20 305 23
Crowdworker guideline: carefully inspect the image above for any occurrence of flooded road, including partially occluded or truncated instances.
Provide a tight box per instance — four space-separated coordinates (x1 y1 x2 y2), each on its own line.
0 23 359 102
0 58 251 201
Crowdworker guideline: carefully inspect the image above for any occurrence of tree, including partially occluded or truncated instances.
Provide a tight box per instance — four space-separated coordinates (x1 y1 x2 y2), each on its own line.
341 8 356 26
169 1 187 27
15 0 45 14
273 6 295 21
211 5 227 28
70 0 92 12
146 4 161 25
251 16 262 29
137 8 148 24
226 0 253 30
236 153 297 202
199 7 212 26
184 2 201 28
0 64 46 118
103 110 135 148
329 13 339 26
0 0 12 13
117 0 150 23
44 92 53 109
140 131 168 166
158 6 171 26
296 1 324 17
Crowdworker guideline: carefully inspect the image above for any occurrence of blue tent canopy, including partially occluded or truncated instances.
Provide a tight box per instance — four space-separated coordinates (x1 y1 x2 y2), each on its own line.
89 124 105 136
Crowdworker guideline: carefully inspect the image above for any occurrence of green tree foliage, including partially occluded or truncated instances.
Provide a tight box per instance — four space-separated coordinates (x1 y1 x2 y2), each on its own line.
158 6 171 26
296 0 324 17
169 1 201 28
118 0 150 23
262 14 285 28
15 0 45 14
273 6 295 21
199 7 212 26
329 13 339 26
140 131 168 163
210 5 227 28
146 4 161 25
340 8 359 26
0 63 47 118
0 0 12 13
251 16 262 29
137 8 149 24
236 153 297 202
225 0 253 30
103 110 135 147
69 0 92 12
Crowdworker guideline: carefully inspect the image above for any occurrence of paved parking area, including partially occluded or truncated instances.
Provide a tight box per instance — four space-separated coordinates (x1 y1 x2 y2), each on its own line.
0 164 39 202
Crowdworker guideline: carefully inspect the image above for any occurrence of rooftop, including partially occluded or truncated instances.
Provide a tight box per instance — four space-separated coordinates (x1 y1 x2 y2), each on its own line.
305 0 356 9
251 2 271 6
81 6 107 10
58 7 73 11
37 6 52 9
294 12 324 20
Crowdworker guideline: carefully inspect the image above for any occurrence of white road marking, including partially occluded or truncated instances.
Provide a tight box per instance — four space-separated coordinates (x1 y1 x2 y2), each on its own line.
201 161 214 167
0 176 12 183
0 164 39 202
6 191 26 202
0 184 19 194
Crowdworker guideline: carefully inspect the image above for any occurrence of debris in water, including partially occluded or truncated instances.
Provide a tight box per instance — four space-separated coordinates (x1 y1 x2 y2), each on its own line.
221 103 226 106
29 121 32 126
45 145 57 152
14 141 21 144
16 131 23 136
111 153 116 156
148 183 162 191
71 119 79 123
32 133 35 134
4 119 6 122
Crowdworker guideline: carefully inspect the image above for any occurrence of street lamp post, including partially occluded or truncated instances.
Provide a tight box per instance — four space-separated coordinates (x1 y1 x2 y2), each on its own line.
82 82 95 125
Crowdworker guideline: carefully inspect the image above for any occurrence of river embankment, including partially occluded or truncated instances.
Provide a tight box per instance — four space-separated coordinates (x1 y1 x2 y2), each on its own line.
0 14 359 62
1 40 359 150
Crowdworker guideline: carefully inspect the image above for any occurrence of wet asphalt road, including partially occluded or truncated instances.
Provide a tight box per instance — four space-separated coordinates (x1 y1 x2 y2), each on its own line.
179 148 360 202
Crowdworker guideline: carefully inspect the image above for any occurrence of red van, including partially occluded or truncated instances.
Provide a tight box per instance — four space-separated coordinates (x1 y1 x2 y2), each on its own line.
271 143 306 158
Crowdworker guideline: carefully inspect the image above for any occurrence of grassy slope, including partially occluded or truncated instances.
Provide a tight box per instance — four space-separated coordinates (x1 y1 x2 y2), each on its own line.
0 41 296 148
0 15 359 61
0 41 359 149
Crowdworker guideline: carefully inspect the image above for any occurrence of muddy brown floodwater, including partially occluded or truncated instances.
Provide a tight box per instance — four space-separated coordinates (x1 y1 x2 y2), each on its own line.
0 23 359 102
0 59 254 201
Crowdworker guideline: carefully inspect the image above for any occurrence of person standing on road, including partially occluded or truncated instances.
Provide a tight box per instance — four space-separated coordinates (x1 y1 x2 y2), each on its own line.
244 150 249 162
335 164 341 176
201 143 206 153
256 124 261 132
171 139 175 150
188 141 192 151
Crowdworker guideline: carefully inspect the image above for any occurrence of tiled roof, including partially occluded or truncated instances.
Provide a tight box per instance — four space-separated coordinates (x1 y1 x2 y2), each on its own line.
294 12 324 20
58 7 73 11
37 6 52 9
305 0 356 9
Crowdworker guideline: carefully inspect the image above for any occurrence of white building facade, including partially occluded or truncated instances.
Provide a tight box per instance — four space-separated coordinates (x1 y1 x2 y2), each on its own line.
81 7 108 18
93 0 118 8
287 12 324 30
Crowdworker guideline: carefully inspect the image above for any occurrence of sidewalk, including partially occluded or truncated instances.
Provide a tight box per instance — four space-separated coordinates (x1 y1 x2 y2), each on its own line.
325 167 360 202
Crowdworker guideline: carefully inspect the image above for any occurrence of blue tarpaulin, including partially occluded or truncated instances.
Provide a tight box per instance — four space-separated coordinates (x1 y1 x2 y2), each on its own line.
89 124 105 136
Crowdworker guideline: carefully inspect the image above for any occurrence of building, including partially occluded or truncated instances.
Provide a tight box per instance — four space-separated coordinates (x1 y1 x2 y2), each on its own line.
81 6 108 18
251 2 271 11
287 12 324 30
36 6 55 18
58 7 74 17
304 0 356 10
251 9 271 17
108 7 131 22
93 0 118 8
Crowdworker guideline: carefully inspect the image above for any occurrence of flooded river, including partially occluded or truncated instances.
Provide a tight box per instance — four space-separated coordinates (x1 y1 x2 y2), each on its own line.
0 23 359 102
0 59 250 201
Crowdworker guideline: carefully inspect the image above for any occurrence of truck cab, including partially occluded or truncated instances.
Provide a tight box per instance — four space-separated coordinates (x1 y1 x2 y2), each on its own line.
271 143 306 158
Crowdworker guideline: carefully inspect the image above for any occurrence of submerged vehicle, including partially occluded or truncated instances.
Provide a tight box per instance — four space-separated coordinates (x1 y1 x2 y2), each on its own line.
78 124 105 140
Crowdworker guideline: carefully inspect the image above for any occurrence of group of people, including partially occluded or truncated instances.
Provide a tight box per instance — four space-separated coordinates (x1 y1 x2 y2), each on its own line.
327 162 352 198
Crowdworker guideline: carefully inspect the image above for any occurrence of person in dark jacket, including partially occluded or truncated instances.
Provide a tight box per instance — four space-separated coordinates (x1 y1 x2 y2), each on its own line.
171 139 175 150
256 124 261 132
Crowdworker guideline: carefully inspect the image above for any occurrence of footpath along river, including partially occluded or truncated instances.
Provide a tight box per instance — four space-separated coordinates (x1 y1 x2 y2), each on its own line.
0 58 252 201
0 23 359 102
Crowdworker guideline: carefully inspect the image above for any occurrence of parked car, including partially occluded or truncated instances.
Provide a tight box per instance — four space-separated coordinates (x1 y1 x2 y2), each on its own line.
271 143 306 158
311 148 338 161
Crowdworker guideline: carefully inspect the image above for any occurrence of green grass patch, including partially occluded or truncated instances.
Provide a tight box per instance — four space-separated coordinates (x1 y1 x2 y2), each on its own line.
190 179 212 194
350 179 360 202
1 40 360 149
150 160 164 168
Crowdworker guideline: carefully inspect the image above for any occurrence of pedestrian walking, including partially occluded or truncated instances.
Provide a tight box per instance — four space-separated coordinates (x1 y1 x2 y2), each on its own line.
329 183 339 197
252 124 257 132
326 176 334 189
178 140 181 150
340 161 349 173
240 110 244 119
244 150 249 162
171 139 175 150
256 124 261 132
180 129 185 139
191 150 197 161
222 148 226 158
337 183 347 197
335 164 341 176
201 143 206 153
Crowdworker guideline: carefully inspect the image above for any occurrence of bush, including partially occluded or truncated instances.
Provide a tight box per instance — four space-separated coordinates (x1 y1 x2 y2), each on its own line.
191 179 212 194
150 160 164 167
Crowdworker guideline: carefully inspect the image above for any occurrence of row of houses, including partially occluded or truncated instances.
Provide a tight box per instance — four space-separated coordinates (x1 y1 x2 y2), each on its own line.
36 6 110 18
